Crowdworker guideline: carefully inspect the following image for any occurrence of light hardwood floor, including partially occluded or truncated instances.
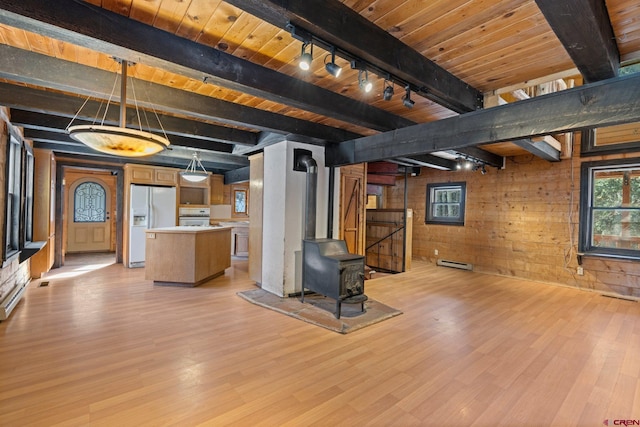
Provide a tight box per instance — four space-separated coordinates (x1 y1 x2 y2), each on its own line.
1 255 639 426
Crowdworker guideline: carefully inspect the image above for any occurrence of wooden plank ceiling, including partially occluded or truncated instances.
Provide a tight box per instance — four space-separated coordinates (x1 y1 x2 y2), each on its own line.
0 0 638 175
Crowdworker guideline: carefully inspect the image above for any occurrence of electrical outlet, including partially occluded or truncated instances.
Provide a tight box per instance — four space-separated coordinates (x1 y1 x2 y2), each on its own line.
577 266 584 276
434 249 439 256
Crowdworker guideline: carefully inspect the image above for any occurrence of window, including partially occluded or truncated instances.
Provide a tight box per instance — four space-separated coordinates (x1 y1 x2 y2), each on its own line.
74 182 106 222
5 135 22 258
426 182 466 226
234 189 246 214
3 132 36 262
579 158 640 259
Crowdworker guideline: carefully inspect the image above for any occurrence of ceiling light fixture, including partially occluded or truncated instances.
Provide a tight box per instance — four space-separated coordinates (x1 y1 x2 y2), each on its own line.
181 152 209 183
299 42 313 71
402 85 415 108
324 46 342 77
67 59 170 157
383 80 394 101
359 70 373 93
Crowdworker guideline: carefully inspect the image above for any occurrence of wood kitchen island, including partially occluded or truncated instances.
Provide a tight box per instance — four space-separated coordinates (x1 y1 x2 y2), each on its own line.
145 226 232 286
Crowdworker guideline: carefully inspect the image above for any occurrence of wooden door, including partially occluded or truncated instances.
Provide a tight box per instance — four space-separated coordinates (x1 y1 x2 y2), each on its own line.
67 178 111 253
339 164 366 255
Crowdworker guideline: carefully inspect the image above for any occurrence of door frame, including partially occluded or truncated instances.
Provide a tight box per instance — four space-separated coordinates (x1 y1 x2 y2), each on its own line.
66 176 113 254
55 161 124 267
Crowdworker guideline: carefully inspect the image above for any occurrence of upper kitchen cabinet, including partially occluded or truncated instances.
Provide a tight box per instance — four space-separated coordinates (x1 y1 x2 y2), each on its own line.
125 164 177 186
210 174 224 205
179 174 210 206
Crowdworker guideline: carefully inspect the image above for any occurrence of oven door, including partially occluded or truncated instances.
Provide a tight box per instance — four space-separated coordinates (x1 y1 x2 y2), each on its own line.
178 217 210 226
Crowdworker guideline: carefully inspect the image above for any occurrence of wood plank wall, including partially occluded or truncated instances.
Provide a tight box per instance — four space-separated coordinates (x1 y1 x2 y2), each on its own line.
385 133 640 298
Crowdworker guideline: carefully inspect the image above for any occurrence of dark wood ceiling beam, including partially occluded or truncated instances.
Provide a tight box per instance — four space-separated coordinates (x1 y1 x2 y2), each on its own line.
0 45 360 141
32 141 240 173
535 0 619 83
454 147 504 168
225 0 483 113
0 49 358 142
26 128 237 156
25 130 249 170
224 167 250 184
511 139 561 162
0 0 413 132
10 109 259 147
327 73 640 166
399 155 458 170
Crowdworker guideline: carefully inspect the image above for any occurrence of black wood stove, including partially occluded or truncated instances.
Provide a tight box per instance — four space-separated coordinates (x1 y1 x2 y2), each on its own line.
295 148 367 319
301 239 366 319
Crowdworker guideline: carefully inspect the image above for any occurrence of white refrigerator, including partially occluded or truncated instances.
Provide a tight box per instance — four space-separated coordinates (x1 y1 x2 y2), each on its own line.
128 184 177 267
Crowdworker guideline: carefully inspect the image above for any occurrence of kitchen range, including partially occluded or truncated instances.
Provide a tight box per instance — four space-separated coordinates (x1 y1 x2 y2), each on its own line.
178 206 211 226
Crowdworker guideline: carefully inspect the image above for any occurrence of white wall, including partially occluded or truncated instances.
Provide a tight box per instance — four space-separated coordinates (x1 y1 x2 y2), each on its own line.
261 140 328 297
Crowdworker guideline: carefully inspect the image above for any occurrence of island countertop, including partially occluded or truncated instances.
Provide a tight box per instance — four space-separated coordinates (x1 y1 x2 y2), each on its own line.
144 226 232 286
146 225 231 233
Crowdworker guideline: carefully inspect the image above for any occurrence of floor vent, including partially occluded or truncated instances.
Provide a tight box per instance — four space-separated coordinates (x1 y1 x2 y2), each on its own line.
39 281 50 287
436 259 473 271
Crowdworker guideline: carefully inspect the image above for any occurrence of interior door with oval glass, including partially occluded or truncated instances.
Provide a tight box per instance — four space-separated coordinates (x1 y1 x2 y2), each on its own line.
67 179 111 253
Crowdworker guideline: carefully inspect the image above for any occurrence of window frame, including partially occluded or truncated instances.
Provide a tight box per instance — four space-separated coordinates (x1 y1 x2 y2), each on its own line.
3 129 37 264
425 181 466 226
581 127 640 157
579 157 640 260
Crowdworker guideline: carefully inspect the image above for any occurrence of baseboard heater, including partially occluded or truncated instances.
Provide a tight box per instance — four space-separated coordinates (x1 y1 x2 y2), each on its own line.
436 259 473 271
0 281 29 321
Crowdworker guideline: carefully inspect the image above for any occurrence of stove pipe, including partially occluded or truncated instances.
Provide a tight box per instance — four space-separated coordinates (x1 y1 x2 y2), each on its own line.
296 152 317 240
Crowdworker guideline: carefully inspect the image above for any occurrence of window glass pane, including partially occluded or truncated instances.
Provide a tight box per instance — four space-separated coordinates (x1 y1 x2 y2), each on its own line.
426 182 466 225
74 182 106 222
631 176 640 206
5 137 21 255
234 190 246 214
593 174 622 207
592 208 640 249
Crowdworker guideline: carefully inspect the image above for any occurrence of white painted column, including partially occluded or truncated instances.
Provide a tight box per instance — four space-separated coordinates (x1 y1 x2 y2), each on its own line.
261 139 329 297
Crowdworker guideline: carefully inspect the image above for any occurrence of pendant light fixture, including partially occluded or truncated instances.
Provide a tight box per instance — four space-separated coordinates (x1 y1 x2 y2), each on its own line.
67 59 170 157
180 152 209 183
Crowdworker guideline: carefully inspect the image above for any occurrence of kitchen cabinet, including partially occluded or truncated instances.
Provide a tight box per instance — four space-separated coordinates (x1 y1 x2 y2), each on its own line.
232 226 249 256
179 174 210 206
145 226 231 286
219 221 249 256
125 164 178 186
210 174 224 204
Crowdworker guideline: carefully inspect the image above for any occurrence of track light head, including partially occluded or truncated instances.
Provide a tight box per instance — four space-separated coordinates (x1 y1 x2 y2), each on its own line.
383 82 394 101
325 61 341 77
402 86 414 108
324 46 342 77
359 70 372 93
299 43 312 71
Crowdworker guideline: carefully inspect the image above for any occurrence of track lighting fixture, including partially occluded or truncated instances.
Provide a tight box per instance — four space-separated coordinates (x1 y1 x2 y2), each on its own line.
383 80 394 101
299 42 312 71
359 70 373 93
324 46 342 77
402 85 414 108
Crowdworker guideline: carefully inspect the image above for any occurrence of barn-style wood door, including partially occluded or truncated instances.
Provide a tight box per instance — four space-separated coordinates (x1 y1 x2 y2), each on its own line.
339 164 366 255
